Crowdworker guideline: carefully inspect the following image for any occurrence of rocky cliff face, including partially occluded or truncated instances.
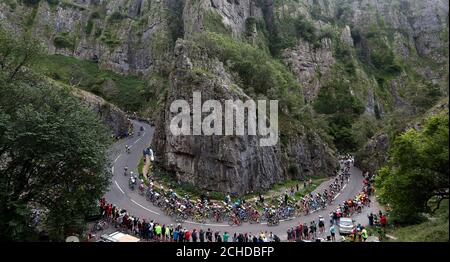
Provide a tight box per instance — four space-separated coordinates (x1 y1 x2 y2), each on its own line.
72 88 130 137
1 0 447 192
152 39 337 194
356 98 449 173
283 38 335 103
183 0 264 38
273 0 447 107
0 0 175 76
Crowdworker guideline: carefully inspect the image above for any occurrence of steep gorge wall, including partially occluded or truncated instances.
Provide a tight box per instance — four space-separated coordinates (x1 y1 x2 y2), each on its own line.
72 88 130 137
152 39 338 194
0 0 177 76
1 0 448 192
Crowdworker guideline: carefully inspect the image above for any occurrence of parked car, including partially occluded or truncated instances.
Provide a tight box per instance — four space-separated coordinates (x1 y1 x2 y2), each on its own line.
339 217 355 235
99 232 140 242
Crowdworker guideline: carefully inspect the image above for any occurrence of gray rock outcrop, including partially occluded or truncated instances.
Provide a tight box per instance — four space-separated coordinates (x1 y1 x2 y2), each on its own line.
283 38 335 103
152 40 338 194
73 89 130 137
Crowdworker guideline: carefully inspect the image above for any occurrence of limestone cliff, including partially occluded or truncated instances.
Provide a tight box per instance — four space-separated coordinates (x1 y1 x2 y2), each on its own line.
72 88 130 137
0 0 176 76
152 39 338 194
1 0 448 192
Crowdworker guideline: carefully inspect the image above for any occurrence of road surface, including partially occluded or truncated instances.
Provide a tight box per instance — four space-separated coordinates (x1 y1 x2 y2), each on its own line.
105 120 380 240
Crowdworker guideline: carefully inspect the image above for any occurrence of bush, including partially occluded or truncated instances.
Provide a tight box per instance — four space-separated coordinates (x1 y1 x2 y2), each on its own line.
90 11 101 19
268 14 318 55
53 34 74 50
46 0 59 6
313 81 365 152
318 27 335 40
108 11 126 23
21 0 40 6
5 0 17 9
245 17 257 35
85 19 94 35
295 16 316 43
203 11 231 35
100 30 121 48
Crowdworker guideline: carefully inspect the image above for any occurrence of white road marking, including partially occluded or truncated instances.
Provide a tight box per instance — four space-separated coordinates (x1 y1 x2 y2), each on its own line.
184 221 229 227
114 180 125 194
134 137 142 144
130 199 160 215
108 130 363 230
333 192 341 200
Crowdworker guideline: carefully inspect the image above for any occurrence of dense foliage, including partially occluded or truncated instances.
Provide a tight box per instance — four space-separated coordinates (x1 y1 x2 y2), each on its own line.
376 113 449 224
0 28 41 82
0 27 112 241
196 32 304 115
313 81 365 152
31 54 146 114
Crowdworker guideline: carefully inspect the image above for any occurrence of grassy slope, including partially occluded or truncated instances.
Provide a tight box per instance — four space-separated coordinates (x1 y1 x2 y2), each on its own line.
387 200 449 242
31 54 145 113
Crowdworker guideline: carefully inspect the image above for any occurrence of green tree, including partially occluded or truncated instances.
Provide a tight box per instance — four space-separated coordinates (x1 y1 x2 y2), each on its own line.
376 113 449 223
0 27 42 81
0 82 112 241
313 81 365 152
0 28 112 241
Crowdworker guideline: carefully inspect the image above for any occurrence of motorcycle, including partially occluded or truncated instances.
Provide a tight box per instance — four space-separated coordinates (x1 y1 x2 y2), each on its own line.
129 175 137 190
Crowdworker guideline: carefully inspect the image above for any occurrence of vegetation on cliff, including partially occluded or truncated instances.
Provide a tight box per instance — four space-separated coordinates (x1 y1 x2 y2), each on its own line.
0 27 112 241
376 112 449 224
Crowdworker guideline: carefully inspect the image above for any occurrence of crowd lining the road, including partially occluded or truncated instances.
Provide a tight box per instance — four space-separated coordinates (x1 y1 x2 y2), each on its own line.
91 155 385 242
286 170 388 242
125 155 358 228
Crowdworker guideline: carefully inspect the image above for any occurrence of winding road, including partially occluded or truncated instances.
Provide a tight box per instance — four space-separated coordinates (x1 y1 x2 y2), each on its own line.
105 120 380 240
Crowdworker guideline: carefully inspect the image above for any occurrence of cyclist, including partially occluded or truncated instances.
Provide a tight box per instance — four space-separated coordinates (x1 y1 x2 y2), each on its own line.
228 212 241 226
250 208 260 223
138 182 145 195
124 166 128 176
225 194 231 205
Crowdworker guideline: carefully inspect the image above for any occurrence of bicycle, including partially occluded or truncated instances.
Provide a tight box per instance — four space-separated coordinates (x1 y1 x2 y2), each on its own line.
249 211 260 224
228 214 242 226
194 212 206 224
267 214 280 226
138 183 145 195
175 209 187 223
212 210 222 222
